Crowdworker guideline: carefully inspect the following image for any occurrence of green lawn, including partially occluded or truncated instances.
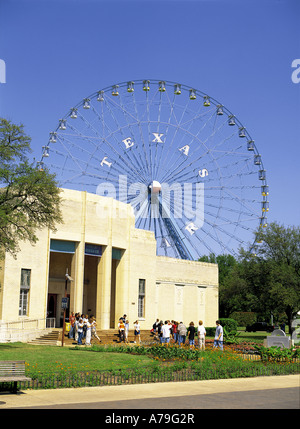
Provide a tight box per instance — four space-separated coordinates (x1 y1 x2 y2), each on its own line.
236 330 271 343
0 342 154 376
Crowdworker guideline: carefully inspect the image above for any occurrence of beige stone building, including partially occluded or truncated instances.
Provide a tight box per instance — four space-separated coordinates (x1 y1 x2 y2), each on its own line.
0 189 218 342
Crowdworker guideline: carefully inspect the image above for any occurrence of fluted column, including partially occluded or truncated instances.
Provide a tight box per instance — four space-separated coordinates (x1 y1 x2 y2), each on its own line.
96 243 112 329
71 191 86 314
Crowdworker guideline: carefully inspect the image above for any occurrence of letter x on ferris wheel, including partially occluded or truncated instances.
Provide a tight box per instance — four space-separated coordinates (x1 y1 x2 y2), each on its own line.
38 79 269 260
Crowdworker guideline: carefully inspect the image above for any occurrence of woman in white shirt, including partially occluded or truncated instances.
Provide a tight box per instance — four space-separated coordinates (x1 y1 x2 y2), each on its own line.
125 320 129 343
85 318 92 346
133 320 141 344
197 320 206 350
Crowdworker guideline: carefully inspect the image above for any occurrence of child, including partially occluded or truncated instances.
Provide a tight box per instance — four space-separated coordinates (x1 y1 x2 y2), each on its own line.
118 318 125 342
91 317 101 343
187 321 196 348
198 320 206 350
77 318 84 345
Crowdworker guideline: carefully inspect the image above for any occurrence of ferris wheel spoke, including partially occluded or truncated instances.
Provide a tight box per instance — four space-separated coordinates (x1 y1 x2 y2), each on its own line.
159 117 226 185
158 103 221 181
58 131 141 185
87 100 150 184
145 86 164 179
170 213 217 256
98 96 151 180
154 94 198 178
160 124 238 186
130 91 154 178
53 135 85 174
153 90 179 180
223 188 261 218
167 189 256 241
117 92 154 180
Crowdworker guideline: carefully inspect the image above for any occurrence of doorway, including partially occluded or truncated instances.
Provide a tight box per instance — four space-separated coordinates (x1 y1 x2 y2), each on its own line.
47 293 57 319
83 254 98 316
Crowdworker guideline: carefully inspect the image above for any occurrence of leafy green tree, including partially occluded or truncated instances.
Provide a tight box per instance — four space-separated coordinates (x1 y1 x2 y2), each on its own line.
0 118 62 257
232 223 300 332
199 223 300 332
253 222 300 333
198 253 238 317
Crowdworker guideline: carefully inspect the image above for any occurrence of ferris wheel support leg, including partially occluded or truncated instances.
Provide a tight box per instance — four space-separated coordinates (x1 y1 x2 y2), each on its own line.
160 197 198 261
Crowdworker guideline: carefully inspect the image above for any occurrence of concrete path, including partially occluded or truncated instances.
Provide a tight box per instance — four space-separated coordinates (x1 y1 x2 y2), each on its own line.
0 375 299 409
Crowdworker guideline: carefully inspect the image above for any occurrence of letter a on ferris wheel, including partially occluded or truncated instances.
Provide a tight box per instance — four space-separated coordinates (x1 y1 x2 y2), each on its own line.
38 79 269 259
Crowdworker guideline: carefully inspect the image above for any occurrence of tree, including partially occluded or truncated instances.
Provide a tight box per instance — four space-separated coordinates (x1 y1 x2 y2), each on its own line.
199 223 300 333
0 118 62 257
253 222 300 333
229 223 300 333
198 253 238 317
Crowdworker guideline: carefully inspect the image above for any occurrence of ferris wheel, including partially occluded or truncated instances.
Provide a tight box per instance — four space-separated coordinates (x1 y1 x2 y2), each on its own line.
38 79 269 259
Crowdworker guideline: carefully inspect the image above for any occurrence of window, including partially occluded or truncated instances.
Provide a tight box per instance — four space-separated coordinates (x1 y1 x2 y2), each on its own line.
19 269 31 316
138 279 145 318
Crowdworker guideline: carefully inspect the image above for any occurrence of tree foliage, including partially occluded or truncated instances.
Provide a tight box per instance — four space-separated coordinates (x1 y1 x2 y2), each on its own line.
199 223 300 333
0 118 62 257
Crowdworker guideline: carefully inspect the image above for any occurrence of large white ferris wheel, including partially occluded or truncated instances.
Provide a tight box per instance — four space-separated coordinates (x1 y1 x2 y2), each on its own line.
38 79 269 260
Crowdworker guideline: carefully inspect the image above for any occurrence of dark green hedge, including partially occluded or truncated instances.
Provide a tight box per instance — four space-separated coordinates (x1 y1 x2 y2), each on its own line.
205 319 238 337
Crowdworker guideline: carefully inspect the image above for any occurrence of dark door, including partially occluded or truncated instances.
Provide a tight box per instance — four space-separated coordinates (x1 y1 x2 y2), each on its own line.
47 294 57 318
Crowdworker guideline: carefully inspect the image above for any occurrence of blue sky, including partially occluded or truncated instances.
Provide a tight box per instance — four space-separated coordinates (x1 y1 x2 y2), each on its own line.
0 0 299 233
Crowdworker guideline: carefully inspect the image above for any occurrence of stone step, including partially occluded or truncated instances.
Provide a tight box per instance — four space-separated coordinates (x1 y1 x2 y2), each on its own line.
29 330 60 345
29 329 157 346
62 329 157 345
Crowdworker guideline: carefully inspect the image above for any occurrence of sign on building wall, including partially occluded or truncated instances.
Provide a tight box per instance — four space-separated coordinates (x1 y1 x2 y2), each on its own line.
85 243 102 257
61 297 69 309
50 239 76 253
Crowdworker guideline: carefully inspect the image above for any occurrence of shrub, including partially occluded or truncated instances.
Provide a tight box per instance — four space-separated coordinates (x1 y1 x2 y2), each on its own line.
219 318 238 334
204 327 216 337
254 345 300 362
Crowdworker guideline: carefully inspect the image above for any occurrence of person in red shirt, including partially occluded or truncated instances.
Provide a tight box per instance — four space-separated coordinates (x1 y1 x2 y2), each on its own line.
68 312 76 339
172 321 178 343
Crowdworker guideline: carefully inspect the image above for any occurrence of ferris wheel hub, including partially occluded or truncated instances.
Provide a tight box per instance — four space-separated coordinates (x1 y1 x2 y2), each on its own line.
149 180 162 194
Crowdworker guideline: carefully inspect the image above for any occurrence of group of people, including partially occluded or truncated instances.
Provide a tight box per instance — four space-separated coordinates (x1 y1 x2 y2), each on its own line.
152 319 223 350
118 314 141 343
67 312 224 350
68 312 101 346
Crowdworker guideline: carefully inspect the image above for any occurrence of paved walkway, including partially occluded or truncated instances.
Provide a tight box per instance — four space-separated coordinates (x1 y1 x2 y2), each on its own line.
0 375 299 409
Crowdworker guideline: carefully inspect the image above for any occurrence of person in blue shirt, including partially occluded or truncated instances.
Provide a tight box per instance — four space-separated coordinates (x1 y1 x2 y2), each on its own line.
213 320 223 351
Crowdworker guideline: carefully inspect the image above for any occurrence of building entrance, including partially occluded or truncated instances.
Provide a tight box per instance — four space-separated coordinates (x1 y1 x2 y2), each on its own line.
47 240 75 327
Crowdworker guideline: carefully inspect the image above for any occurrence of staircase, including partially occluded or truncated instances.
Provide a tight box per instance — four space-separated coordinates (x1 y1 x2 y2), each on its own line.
28 329 157 346
29 329 60 346
63 329 157 346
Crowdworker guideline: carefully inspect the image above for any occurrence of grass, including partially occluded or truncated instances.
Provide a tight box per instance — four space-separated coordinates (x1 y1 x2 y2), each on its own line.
0 342 154 376
236 327 274 339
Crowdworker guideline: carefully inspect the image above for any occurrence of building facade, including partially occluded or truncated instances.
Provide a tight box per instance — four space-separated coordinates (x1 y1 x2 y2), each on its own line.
0 189 218 342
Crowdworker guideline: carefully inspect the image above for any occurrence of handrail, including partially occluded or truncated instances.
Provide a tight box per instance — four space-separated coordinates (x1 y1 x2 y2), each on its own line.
0 317 56 330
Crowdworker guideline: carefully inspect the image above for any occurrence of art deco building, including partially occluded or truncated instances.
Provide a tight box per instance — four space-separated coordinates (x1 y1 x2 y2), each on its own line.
0 189 218 342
